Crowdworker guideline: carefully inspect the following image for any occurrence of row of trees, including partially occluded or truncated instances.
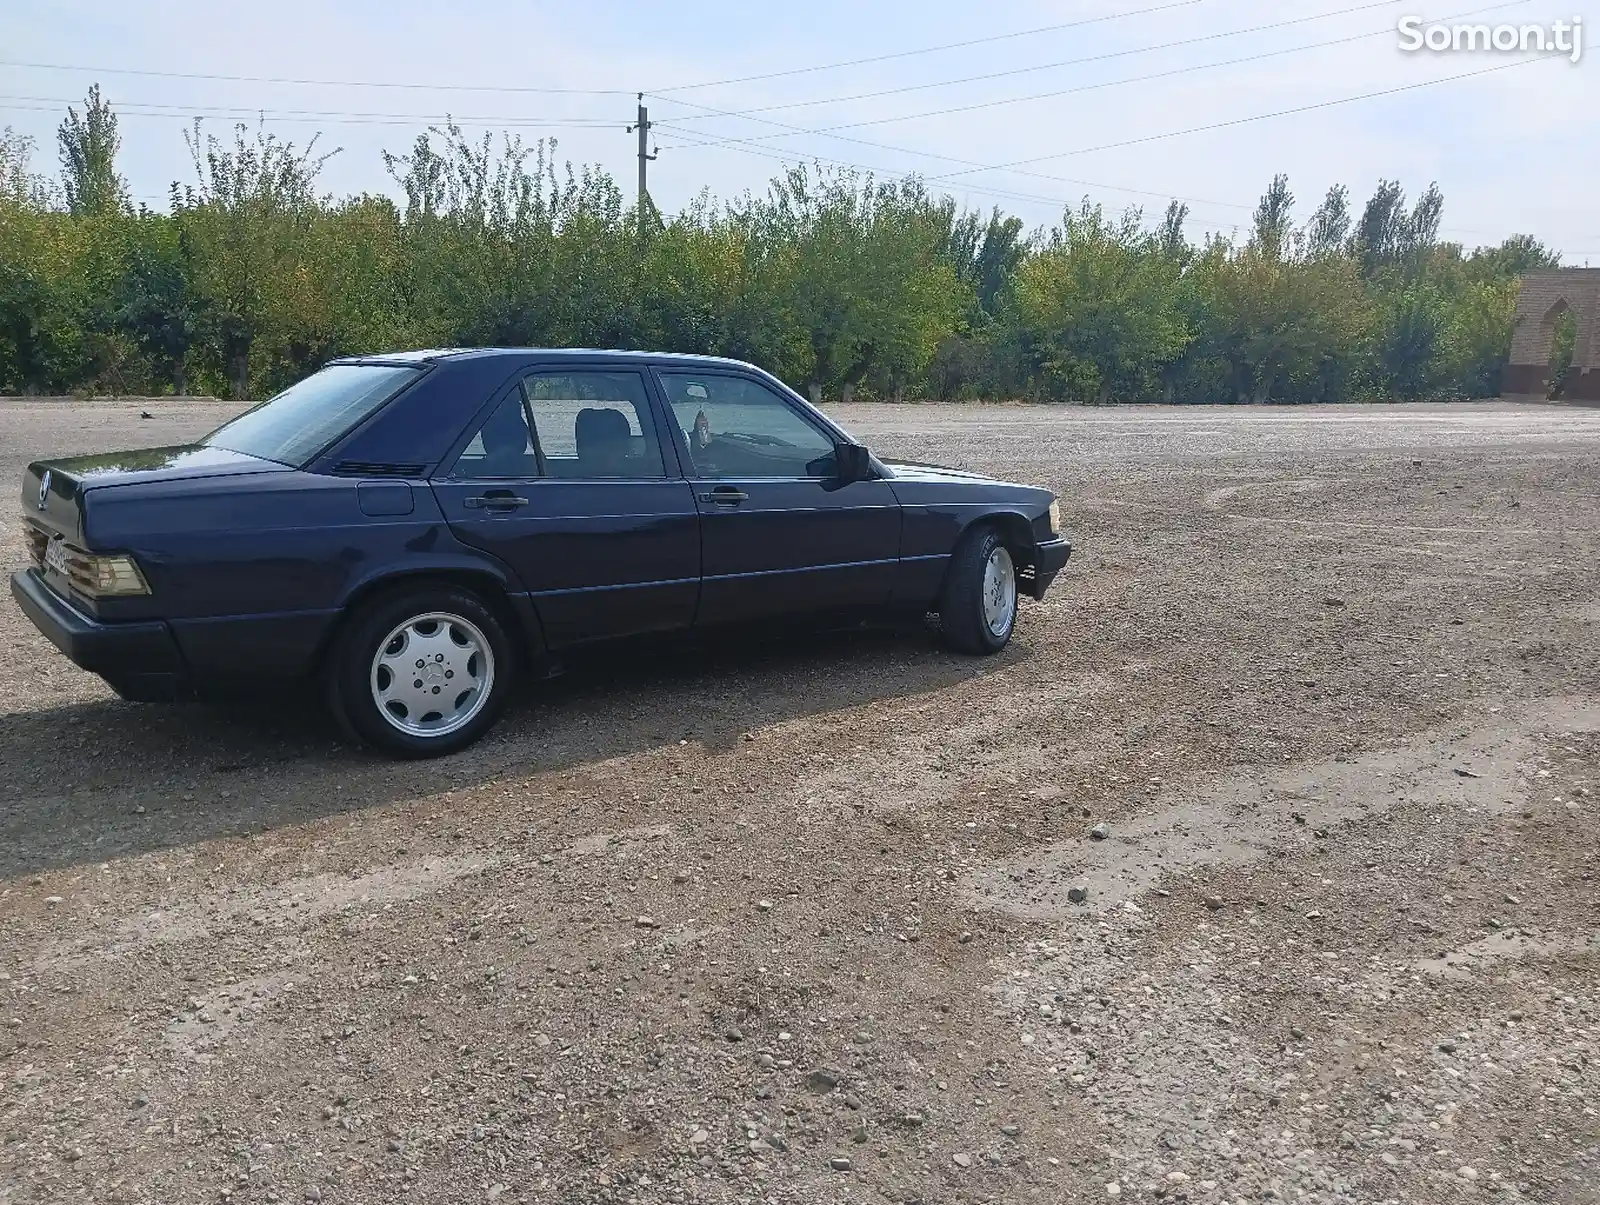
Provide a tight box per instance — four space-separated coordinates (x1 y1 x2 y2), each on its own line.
0 88 1564 403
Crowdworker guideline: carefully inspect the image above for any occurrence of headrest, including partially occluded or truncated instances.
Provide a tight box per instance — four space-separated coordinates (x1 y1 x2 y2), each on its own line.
576 407 631 451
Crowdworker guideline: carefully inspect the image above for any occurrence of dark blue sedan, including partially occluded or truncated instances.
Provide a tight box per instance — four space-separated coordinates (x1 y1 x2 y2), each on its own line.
14 350 1071 756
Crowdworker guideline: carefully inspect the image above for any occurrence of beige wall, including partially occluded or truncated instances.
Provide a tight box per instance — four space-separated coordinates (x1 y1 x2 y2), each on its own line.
1506 269 1600 399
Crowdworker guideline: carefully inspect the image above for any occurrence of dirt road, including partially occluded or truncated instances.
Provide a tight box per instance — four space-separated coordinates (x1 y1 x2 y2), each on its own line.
2 399 1597 1205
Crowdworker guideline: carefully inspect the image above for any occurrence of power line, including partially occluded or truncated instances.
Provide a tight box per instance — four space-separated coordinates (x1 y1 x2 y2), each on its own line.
36 94 1589 250
654 124 1587 249
655 52 1569 239
643 0 1533 216
7 17 1573 249
0 95 621 124
678 0 1531 137
0 0 1407 115
655 0 1418 123
647 10 1493 169
654 124 1077 212
662 124 1589 250
0 4 1209 103
0 4 1212 103
654 120 1246 216
649 0 1210 93
4 1 1522 227
0 95 623 130
0 101 619 131
652 28 1386 143
0 59 630 96
931 53 1555 180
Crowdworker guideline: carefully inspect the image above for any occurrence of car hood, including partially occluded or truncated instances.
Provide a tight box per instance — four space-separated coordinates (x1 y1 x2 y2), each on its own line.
882 459 1004 485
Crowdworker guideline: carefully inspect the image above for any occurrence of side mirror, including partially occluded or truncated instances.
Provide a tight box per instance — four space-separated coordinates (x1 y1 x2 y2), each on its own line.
834 442 872 484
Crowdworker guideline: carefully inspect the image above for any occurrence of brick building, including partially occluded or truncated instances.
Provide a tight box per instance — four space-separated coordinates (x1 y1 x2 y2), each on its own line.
1504 269 1600 401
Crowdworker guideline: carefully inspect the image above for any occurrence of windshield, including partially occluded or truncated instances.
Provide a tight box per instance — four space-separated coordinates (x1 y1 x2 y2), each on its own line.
202 364 422 467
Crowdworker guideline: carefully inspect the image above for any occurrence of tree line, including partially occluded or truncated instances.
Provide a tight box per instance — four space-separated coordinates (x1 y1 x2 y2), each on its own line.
0 87 1564 403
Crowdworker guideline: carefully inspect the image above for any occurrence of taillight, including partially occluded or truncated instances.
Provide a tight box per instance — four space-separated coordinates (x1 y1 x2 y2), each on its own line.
48 541 152 597
78 552 152 597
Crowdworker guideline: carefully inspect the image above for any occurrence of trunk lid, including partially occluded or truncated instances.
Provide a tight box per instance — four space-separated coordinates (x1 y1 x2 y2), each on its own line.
22 445 290 550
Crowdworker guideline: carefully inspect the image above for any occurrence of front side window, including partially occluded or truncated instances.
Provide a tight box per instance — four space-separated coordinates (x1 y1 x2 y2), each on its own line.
657 373 836 479
521 371 665 479
202 364 421 467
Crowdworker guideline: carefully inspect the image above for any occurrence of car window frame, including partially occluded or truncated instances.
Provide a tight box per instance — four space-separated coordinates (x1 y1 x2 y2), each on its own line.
433 361 693 484
443 388 545 482
517 368 673 483
651 368 842 482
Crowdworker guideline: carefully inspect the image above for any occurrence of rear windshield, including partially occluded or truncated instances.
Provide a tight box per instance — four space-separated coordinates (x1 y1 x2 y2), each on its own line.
202 364 422 467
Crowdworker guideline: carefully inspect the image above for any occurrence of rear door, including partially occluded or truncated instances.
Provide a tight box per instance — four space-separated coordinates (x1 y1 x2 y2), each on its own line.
652 369 901 626
432 367 700 649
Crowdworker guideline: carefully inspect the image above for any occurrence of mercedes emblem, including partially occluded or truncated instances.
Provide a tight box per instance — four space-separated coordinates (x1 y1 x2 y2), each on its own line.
37 470 51 512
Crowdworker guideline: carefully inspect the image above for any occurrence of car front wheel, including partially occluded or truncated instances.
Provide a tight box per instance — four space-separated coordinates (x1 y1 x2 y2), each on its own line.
331 585 515 758
939 526 1019 655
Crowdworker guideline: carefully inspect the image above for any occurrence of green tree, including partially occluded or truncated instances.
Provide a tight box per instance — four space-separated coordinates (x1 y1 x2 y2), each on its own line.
750 167 963 401
113 216 204 394
1203 250 1370 403
1440 277 1517 398
1010 202 1191 403
177 121 336 397
0 97 1572 407
1305 186 1350 259
1547 308 1578 399
2 128 55 207
0 210 86 394
1157 200 1191 265
1250 174 1294 260
1378 285 1449 400
57 85 126 217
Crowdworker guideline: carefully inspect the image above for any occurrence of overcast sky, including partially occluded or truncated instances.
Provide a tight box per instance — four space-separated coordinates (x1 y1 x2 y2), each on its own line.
4 0 1595 257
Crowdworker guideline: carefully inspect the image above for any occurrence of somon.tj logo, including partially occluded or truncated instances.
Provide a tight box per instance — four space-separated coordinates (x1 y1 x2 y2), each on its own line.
1398 14 1583 61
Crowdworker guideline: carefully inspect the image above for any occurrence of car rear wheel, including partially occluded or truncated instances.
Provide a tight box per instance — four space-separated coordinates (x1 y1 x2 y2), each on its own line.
331 585 515 758
938 526 1019 655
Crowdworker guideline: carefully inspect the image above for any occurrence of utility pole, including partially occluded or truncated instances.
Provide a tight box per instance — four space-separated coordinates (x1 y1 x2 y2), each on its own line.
627 93 656 242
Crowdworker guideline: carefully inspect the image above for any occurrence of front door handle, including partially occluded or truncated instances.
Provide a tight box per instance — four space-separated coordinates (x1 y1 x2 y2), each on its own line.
699 487 748 506
464 491 530 511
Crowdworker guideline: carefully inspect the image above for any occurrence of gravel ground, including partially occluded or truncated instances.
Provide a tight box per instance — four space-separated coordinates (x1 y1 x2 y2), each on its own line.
1 398 1597 1205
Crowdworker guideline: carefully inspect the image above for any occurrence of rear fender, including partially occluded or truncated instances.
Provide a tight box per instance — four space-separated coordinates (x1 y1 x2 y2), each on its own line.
326 557 549 670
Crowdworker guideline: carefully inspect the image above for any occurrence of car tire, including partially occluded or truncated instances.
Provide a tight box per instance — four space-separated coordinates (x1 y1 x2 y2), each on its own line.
938 526 1020 656
330 585 515 758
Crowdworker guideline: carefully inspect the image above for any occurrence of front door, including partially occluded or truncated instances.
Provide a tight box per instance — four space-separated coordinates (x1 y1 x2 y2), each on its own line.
433 368 700 648
653 369 901 626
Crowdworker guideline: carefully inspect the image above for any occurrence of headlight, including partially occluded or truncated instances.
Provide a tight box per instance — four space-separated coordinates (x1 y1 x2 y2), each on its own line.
1047 500 1062 537
60 547 151 597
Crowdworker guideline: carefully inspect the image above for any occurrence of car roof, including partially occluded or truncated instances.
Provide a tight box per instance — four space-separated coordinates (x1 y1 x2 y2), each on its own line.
329 348 763 372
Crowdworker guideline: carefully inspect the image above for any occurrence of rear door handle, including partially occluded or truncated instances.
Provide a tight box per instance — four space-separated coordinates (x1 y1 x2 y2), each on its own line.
699 488 748 505
464 492 530 510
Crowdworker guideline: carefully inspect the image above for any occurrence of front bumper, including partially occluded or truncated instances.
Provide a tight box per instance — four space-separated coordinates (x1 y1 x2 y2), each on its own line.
1027 537 1072 600
10 569 190 700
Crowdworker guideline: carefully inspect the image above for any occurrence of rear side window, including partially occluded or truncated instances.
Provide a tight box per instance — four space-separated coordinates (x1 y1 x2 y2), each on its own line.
521 371 665 479
451 394 538 479
202 364 421 467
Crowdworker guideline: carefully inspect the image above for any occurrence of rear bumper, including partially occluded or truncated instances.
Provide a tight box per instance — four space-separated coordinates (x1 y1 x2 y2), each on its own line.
10 569 191 700
1028 537 1072 600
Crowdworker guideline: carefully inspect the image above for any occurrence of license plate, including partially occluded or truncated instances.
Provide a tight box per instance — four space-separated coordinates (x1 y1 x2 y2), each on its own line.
44 537 70 577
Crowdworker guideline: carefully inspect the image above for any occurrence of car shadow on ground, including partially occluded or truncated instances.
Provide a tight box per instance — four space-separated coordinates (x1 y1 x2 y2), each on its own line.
0 625 1024 879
